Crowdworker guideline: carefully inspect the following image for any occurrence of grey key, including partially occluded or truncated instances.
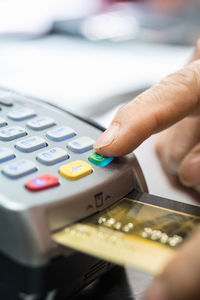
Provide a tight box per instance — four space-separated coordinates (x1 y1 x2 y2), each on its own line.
0 97 13 107
8 107 36 121
67 136 95 153
2 159 37 178
0 126 27 141
0 99 13 107
27 116 55 130
15 136 47 153
0 91 13 106
0 147 15 163
46 126 76 141
0 118 7 127
37 147 69 165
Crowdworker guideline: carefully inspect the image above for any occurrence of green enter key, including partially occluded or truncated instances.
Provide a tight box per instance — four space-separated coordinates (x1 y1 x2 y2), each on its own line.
88 152 114 167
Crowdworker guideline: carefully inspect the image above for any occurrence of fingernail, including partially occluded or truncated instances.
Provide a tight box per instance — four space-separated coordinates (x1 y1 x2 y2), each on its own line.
145 279 167 300
94 122 120 151
179 154 200 187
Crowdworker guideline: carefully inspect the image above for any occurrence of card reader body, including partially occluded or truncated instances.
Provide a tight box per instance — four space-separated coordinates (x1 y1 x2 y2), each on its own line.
0 88 148 299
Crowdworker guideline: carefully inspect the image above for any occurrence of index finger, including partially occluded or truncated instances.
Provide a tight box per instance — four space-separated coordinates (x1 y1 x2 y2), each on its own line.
94 60 200 157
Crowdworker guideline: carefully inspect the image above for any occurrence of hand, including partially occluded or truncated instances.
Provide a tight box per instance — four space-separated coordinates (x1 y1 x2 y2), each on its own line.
93 42 200 299
94 42 200 192
155 42 200 193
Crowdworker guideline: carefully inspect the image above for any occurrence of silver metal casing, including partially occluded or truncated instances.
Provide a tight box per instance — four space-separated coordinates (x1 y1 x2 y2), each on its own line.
0 88 148 267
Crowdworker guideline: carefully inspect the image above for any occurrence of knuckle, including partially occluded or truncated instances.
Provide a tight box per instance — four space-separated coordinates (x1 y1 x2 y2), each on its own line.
135 85 165 105
161 67 198 92
160 63 200 108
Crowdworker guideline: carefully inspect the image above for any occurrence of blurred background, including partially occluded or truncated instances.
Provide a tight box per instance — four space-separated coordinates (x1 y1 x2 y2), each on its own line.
0 0 199 203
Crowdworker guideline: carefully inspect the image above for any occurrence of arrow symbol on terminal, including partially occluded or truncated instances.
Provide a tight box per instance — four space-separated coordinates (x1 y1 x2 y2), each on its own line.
72 164 82 171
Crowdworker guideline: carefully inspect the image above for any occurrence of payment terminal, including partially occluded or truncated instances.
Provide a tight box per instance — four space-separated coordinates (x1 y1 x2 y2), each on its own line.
0 87 148 299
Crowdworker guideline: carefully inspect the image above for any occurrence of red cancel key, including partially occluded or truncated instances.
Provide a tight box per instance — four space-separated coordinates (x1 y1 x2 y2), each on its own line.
25 174 59 191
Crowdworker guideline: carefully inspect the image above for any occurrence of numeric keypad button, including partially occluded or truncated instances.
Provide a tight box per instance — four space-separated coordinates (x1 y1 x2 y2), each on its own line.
0 126 27 141
0 91 14 106
8 108 36 121
0 147 15 163
15 136 47 153
67 137 94 153
27 117 55 130
37 147 69 165
2 159 37 178
46 126 76 141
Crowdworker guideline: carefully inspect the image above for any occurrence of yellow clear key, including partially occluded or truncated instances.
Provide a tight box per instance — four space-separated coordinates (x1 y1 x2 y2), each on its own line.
59 160 92 180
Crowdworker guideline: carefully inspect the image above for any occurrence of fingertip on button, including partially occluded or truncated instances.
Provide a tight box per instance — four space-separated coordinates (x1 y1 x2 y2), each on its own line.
88 152 114 167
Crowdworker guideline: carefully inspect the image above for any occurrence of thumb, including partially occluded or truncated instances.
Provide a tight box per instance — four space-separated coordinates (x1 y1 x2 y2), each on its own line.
179 143 200 192
146 227 200 300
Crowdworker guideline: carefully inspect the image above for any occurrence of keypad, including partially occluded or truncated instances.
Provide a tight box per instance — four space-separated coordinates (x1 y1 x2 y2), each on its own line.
2 159 37 178
8 107 36 121
15 136 47 153
67 136 94 153
0 126 27 141
0 147 15 163
0 95 110 191
36 147 69 165
46 126 76 141
27 117 55 130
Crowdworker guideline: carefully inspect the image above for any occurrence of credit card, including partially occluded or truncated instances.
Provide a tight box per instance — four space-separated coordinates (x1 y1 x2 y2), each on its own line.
52 197 200 274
